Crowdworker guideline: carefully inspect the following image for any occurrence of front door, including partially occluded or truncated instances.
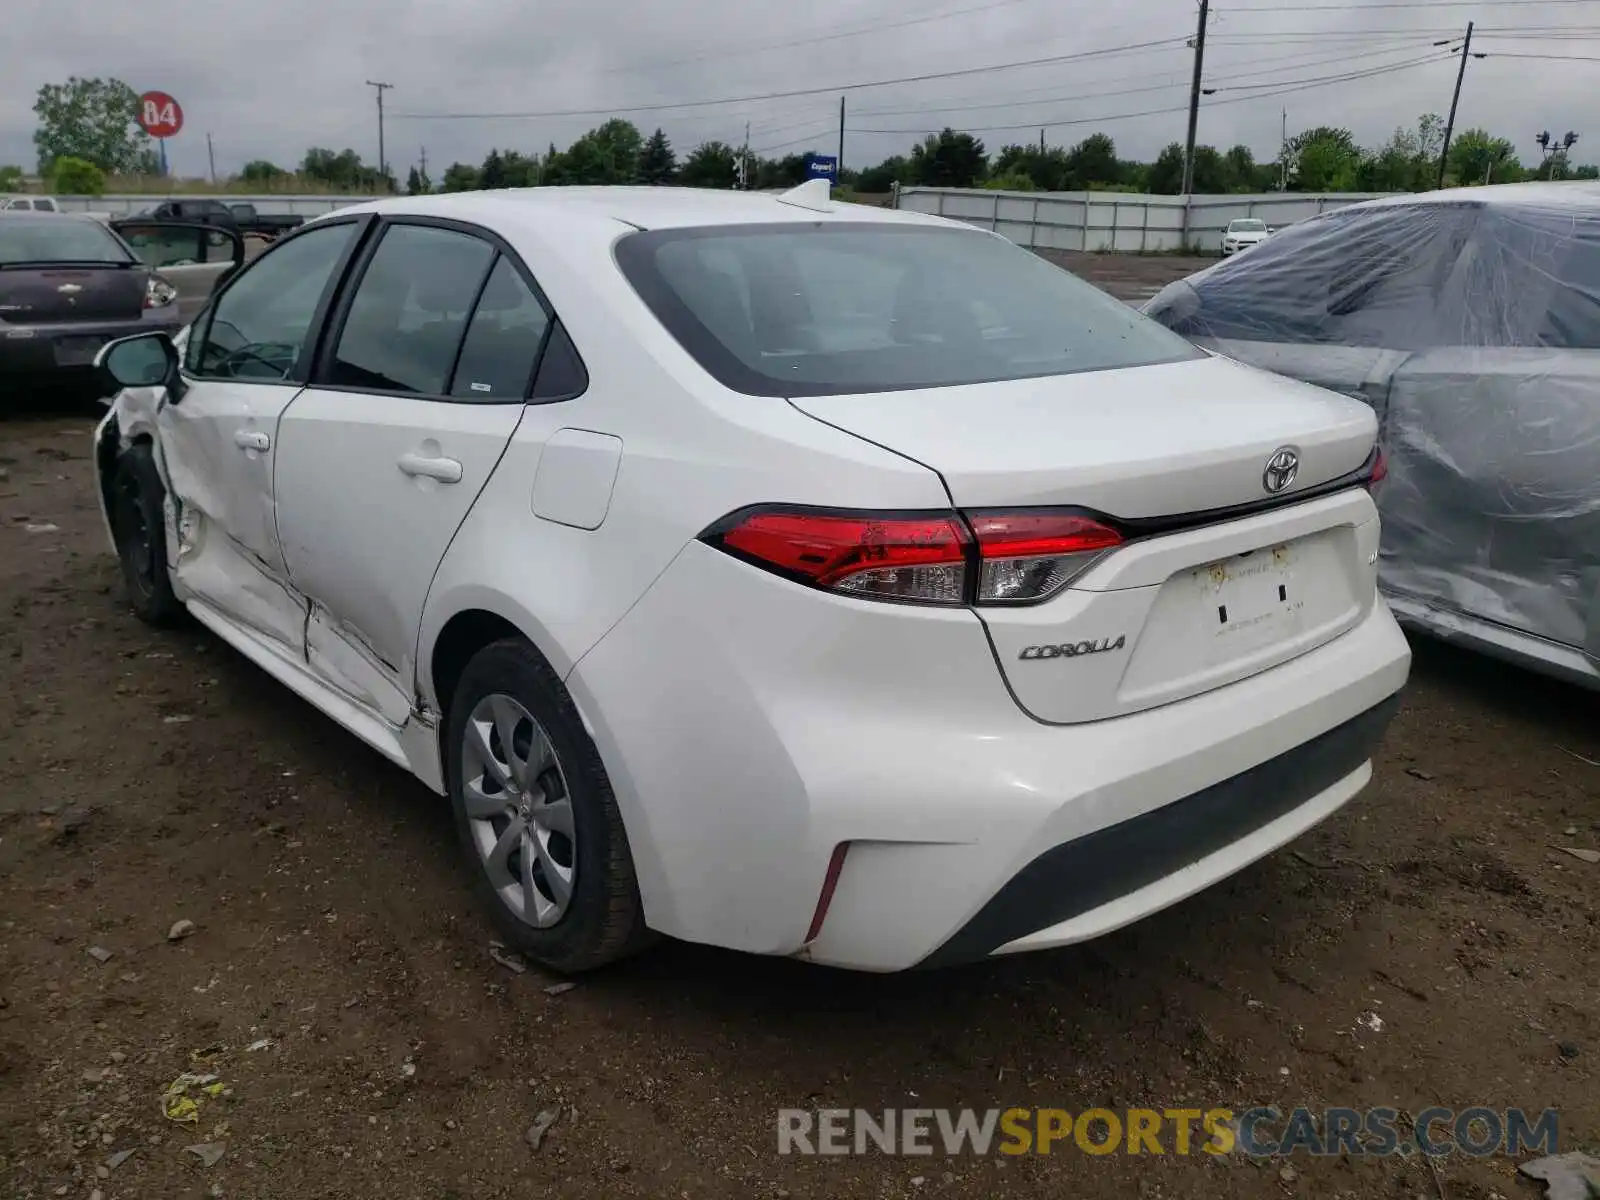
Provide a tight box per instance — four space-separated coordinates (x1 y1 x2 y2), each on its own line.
110 219 246 323
273 222 549 722
155 219 363 654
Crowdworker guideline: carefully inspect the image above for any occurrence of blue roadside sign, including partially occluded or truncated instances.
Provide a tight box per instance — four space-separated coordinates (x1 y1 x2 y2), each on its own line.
804 154 839 182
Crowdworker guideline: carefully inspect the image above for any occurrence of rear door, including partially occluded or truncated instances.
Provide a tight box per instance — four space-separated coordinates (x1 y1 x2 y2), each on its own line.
273 218 547 722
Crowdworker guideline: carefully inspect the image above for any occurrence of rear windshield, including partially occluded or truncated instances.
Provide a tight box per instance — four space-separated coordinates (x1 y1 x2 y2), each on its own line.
0 217 130 266
614 222 1201 397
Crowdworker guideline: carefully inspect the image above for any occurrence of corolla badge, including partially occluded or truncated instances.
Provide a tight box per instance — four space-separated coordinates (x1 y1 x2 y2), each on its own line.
1018 636 1126 661
1262 446 1300 494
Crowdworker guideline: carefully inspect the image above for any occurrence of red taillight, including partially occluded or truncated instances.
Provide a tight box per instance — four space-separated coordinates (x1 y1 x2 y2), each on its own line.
705 506 1124 607
1366 446 1388 492
967 512 1124 605
718 510 969 604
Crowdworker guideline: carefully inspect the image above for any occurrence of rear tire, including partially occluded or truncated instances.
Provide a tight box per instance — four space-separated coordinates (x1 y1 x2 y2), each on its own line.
110 444 185 627
446 637 651 973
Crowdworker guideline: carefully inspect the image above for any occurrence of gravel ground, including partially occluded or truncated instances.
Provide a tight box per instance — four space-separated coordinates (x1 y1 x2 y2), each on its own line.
0 253 1595 1200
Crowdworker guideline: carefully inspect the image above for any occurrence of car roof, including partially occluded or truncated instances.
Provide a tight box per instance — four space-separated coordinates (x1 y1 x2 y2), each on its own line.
0 209 100 224
1345 179 1600 213
321 185 958 232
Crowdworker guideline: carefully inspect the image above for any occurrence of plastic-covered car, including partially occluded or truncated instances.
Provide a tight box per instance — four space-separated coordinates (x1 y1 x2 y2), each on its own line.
1143 181 1600 691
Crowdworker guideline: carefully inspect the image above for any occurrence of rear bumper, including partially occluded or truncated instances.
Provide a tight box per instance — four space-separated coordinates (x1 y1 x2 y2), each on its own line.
568 541 1413 972
919 691 1400 967
0 316 180 377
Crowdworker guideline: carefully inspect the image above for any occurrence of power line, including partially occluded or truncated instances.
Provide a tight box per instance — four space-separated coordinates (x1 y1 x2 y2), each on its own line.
852 51 1452 134
1480 50 1600 60
389 36 1190 121
592 0 1045 76
1223 0 1595 9
849 39 1445 118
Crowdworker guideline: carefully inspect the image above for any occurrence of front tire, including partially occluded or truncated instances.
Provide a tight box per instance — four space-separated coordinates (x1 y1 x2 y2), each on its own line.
446 638 650 973
110 444 184 627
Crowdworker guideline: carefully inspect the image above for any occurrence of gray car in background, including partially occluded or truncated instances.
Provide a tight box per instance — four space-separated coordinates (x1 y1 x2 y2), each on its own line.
1143 181 1600 691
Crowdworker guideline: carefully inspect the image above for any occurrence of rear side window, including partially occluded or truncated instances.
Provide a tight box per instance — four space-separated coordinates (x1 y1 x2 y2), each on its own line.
449 256 550 399
330 224 494 394
614 223 1200 397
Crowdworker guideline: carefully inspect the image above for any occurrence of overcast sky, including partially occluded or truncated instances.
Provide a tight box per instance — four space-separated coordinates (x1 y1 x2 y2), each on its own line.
2 0 1596 180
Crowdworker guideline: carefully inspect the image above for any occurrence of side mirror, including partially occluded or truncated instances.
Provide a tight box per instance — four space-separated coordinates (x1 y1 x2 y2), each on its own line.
96 332 186 401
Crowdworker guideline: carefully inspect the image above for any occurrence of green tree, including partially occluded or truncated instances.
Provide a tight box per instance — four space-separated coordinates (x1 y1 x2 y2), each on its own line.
1223 144 1256 191
1447 128 1518 186
33 76 159 174
49 155 105 195
440 162 480 192
679 141 739 188
909 129 987 188
1066 133 1119 187
637 128 677 184
239 160 285 185
0 164 24 191
405 165 432 194
546 119 644 185
1286 127 1360 191
753 153 809 190
1189 145 1231 193
301 147 389 191
1147 143 1186 193
856 155 913 193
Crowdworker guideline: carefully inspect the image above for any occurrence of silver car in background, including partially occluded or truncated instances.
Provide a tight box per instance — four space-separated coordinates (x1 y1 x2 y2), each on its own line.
1144 181 1600 691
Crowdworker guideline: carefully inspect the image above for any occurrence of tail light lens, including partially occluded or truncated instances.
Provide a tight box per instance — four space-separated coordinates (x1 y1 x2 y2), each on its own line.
144 274 178 309
717 510 969 605
1366 445 1388 493
967 511 1124 604
704 507 1123 607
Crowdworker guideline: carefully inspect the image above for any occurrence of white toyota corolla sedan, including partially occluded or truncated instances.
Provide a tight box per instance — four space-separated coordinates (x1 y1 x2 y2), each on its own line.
91 182 1410 973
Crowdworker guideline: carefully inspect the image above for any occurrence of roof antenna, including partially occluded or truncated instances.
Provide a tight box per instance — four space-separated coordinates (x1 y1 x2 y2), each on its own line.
775 177 833 213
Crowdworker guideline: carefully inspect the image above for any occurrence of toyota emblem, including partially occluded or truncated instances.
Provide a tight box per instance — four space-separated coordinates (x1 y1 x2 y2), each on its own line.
1262 447 1300 494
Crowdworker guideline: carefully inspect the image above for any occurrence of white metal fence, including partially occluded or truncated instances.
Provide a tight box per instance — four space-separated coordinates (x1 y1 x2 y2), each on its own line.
47 194 371 217
892 187 1395 252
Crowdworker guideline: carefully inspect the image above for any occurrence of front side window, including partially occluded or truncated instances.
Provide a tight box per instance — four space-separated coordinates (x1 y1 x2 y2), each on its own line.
188 220 358 380
449 256 550 399
614 223 1201 398
329 224 494 395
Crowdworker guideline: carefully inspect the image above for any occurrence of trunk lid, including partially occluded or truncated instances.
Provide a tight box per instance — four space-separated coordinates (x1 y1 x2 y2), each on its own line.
0 266 146 323
789 354 1383 723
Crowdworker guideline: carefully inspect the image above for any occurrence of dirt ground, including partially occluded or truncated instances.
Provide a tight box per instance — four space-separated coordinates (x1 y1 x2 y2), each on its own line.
1 254 1595 1200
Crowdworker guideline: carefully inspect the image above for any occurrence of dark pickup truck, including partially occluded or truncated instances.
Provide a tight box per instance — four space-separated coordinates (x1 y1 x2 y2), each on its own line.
134 198 305 241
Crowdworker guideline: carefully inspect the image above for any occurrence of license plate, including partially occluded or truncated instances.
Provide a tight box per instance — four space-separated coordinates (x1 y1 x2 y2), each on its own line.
54 336 104 366
1195 543 1305 646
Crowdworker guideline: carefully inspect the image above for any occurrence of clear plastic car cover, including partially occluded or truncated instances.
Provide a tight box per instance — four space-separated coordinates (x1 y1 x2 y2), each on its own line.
1141 185 1600 687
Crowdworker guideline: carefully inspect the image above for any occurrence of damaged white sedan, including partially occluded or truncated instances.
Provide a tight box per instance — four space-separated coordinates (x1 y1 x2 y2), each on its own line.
92 185 1409 973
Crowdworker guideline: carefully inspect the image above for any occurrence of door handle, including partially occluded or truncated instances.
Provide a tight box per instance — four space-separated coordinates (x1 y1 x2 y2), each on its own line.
397 452 463 484
234 430 270 452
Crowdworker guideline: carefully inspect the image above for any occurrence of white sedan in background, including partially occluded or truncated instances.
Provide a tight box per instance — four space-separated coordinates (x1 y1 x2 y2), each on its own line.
1222 217 1272 255
91 181 1409 973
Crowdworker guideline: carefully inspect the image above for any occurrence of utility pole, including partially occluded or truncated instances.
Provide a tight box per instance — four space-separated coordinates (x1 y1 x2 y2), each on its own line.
1436 21 1473 189
742 121 750 189
1279 108 1288 190
1180 0 1209 196
419 146 428 188
366 80 394 189
838 96 846 174
1040 128 1046 154
206 132 216 184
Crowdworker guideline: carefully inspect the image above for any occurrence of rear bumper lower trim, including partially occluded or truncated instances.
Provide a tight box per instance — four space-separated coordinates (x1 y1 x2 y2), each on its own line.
916 690 1403 968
